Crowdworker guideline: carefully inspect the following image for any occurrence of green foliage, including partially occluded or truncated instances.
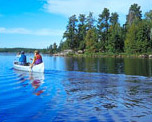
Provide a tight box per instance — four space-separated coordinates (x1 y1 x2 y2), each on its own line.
145 10 152 21
107 23 124 53
106 12 124 53
86 12 95 30
126 3 142 25
136 21 151 52
125 20 151 53
110 12 118 25
57 3 152 55
77 14 87 50
48 44 53 54
97 8 110 52
85 28 98 52
63 15 78 49
125 23 138 53
48 43 58 54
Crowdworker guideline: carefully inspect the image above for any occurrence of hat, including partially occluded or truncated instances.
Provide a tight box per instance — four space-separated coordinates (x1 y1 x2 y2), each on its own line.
21 51 24 54
34 50 39 54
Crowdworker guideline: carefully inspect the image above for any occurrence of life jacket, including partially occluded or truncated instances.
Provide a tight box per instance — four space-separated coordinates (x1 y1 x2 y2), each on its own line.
35 54 42 64
19 54 26 64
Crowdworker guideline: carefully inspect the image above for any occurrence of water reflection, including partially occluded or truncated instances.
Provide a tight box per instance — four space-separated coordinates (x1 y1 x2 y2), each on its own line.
29 72 45 96
14 70 45 96
63 57 152 76
60 71 152 121
1 54 152 121
124 58 152 76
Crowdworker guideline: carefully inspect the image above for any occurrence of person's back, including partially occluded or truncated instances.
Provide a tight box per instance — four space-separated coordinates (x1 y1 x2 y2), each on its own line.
35 53 42 65
30 50 43 68
19 51 26 65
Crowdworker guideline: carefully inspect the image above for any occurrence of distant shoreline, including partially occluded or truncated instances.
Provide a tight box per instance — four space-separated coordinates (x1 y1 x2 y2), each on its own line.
0 48 49 54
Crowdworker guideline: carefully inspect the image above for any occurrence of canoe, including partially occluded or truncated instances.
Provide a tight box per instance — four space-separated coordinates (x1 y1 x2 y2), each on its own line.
13 62 44 73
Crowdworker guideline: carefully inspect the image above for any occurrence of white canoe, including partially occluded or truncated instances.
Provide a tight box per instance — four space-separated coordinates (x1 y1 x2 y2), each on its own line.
13 62 44 73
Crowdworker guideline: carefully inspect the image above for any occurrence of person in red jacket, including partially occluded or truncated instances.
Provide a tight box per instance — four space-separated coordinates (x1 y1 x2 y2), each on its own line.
30 50 43 68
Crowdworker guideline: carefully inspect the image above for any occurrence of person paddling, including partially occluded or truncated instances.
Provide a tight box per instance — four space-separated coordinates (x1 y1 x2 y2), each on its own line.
30 50 43 68
19 51 27 65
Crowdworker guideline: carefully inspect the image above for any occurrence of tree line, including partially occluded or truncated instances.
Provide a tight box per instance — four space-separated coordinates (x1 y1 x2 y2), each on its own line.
0 48 48 53
48 3 152 54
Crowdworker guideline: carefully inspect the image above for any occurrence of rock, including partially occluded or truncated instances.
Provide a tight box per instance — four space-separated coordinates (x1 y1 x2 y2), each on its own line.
149 55 152 58
116 55 122 58
53 49 74 56
139 54 148 58
64 49 73 53
77 50 84 54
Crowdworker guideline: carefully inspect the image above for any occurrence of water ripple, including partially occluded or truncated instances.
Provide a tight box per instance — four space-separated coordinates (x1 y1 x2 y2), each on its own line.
0 69 152 122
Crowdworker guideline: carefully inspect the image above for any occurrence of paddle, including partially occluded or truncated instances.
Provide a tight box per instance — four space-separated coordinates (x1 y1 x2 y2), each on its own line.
29 58 34 72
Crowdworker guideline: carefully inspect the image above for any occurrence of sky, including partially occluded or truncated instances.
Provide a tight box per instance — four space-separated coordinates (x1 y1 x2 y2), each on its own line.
0 0 152 49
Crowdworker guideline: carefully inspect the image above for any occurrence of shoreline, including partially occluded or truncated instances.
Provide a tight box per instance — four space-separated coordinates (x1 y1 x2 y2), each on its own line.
53 52 152 59
1 51 152 59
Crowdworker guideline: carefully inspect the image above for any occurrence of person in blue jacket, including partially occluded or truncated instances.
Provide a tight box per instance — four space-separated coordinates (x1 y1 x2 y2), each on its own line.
19 51 27 65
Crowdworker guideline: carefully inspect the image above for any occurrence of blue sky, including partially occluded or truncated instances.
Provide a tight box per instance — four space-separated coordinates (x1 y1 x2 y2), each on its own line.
0 0 152 48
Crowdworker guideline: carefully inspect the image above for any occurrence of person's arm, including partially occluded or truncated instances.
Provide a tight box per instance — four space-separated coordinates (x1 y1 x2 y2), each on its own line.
31 56 36 67
16 55 21 58
16 52 21 58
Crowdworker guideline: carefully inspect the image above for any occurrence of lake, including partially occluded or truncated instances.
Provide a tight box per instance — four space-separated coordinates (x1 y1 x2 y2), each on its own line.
0 53 152 122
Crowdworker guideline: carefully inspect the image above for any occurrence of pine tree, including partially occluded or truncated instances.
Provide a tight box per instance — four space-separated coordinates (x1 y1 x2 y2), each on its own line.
86 12 95 30
53 43 57 53
125 23 137 53
97 8 110 52
107 12 124 53
145 10 152 45
48 44 53 54
63 15 78 49
78 14 87 50
126 3 142 25
145 10 152 21
136 21 151 52
125 21 151 53
85 28 98 52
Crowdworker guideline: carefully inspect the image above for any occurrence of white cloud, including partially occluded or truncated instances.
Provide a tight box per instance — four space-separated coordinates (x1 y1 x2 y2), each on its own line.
0 27 31 34
44 0 152 21
34 28 64 36
0 27 64 36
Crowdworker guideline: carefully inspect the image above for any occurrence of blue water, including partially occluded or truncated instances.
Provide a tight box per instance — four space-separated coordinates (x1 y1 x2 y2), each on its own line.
0 53 152 122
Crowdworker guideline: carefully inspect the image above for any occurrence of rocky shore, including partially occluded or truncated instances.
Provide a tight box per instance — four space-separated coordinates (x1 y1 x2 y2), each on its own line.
53 49 152 59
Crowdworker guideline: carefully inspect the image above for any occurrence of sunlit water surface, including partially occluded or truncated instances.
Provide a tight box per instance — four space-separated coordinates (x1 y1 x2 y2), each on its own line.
0 53 152 122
